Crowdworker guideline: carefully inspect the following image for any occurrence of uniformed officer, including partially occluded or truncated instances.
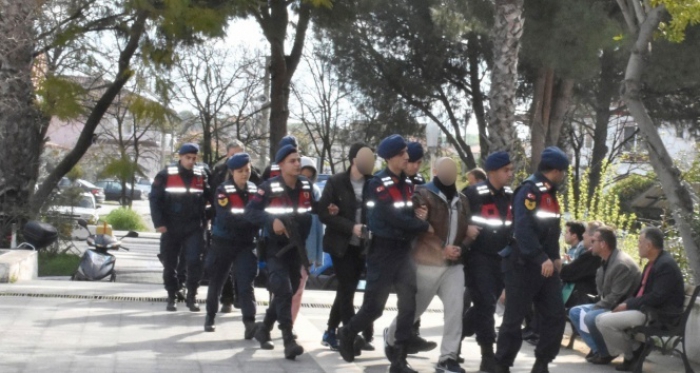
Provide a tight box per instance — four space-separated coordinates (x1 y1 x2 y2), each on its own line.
203 153 259 338
494 147 569 373
462 151 514 373
262 135 298 181
405 142 426 185
150 143 211 312
244 144 313 360
338 135 431 373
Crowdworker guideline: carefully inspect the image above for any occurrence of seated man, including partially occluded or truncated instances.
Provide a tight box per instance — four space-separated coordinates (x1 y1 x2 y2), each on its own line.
560 221 603 308
596 227 685 372
568 226 641 364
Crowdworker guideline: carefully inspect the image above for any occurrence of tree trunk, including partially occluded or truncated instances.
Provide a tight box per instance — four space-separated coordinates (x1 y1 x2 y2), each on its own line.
32 11 148 213
530 67 548 171
261 0 311 160
467 34 489 160
588 48 616 197
0 0 44 232
622 5 700 283
487 0 525 157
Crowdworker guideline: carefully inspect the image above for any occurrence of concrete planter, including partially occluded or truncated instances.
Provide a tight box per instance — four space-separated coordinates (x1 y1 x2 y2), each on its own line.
0 249 38 283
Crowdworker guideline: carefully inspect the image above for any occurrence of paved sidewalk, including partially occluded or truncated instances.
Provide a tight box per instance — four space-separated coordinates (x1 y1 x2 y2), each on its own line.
0 280 695 373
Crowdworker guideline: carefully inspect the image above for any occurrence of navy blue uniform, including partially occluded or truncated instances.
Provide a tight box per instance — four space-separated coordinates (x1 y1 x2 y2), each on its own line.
495 173 566 367
463 180 513 346
346 168 429 345
150 163 211 296
244 175 313 331
205 180 258 322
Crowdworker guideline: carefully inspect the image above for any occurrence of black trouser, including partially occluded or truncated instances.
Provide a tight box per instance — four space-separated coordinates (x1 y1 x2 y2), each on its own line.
495 256 566 366
327 245 374 340
220 273 237 305
262 247 302 331
161 227 203 295
205 238 257 321
464 251 504 346
348 236 416 344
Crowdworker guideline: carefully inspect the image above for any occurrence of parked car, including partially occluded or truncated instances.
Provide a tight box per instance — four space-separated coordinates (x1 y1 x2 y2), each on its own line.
134 177 153 197
57 178 105 204
48 192 100 225
95 180 143 205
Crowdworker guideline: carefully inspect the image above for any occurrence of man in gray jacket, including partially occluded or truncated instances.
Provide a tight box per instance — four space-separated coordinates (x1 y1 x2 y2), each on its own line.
568 226 641 364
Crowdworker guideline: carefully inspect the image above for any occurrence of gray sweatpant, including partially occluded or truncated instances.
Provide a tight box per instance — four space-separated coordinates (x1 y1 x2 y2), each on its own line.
387 263 465 363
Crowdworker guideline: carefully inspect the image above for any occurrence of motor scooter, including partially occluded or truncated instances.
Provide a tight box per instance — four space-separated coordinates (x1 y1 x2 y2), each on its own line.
72 220 138 281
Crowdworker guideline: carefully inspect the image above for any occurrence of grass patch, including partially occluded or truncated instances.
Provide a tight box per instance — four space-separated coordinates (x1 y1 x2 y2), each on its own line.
103 207 147 231
38 251 81 277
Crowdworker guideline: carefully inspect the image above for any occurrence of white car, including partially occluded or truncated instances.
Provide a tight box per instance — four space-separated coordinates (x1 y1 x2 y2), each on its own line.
49 192 100 225
134 177 152 198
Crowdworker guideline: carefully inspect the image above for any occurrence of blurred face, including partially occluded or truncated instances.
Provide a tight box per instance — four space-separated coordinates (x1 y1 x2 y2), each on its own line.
387 147 409 172
179 153 197 170
467 173 478 185
353 147 375 175
405 159 423 177
436 158 457 186
489 164 514 187
583 228 594 249
550 169 567 184
279 152 301 177
231 163 251 187
301 167 316 181
638 233 653 259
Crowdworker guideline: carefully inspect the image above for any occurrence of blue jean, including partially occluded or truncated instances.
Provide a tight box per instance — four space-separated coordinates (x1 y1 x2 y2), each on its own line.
569 304 609 356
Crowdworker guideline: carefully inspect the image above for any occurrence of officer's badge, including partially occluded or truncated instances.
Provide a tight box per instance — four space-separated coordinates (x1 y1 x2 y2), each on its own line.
217 194 228 207
525 199 536 211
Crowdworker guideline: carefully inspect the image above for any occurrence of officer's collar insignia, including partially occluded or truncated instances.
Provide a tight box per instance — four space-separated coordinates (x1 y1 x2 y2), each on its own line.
257 189 265 195
248 183 257 193
504 186 513 194
376 185 385 192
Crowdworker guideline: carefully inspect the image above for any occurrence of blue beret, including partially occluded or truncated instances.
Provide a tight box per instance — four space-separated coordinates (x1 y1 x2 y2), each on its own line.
275 144 298 164
178 143 199 155
484 151 511 172
540 146 570 170
227 152 251 170
407 142 424 162
377 134 407 160
278 135 298 150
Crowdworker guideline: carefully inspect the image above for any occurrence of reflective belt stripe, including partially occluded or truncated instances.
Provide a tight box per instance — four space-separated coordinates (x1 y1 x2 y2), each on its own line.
535 211 561 219
230 208 245 214
165 187 188 193
471 216 512 227
366 201 376 208
296 207 312 213
265 207 295 214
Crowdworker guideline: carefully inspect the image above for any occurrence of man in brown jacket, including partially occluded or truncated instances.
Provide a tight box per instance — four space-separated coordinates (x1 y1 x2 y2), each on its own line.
385 157 475 373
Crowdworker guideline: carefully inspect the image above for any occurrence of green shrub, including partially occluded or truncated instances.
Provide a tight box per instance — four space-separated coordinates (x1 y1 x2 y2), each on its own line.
38 251 81 277
103 208 147 231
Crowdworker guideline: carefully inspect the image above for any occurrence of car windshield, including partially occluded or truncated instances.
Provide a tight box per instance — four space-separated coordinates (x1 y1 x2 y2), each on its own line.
76 195 94 209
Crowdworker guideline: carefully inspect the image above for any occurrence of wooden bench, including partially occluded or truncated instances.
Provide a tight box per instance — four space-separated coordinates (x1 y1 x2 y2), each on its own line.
630 285 700 373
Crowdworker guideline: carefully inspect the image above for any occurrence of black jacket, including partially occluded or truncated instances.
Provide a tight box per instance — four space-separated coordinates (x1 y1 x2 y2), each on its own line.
149 163 211 234
560 249 602 307
626 250 685 318
318 170 370 258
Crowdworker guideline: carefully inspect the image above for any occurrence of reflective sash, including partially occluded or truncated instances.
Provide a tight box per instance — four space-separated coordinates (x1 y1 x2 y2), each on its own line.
165 166 205 194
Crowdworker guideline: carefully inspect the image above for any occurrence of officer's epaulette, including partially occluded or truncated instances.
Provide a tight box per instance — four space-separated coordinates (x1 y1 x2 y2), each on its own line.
504 186 514 194
476 184 491 195
269 181 284 196
247 182 257 194
193 166 203 176
300 179 311 190
223 185 237 194
533 181 549 193
380 176 395 187
167 166 178 175
405 177 413 185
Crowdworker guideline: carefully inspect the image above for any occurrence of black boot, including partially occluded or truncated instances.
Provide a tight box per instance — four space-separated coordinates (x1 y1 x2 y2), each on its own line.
389 344 418 373
243 320 256 340
494 362 511 373
480 343 496 373
406 333 437 354
186 293 200 312
338 326 358 362
531 358 549 373
166 295 177 312
204 314 215 332
254 322 274 350
282 327 304 360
